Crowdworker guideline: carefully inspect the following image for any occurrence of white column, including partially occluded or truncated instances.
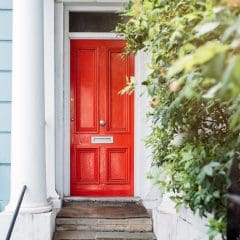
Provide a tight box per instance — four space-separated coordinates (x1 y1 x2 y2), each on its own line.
6 0 51 213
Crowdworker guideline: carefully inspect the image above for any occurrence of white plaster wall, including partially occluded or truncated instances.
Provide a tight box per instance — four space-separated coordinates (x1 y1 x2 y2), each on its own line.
133 51 163 210
0 211 56 240
152 205 210 240
134 51 154 200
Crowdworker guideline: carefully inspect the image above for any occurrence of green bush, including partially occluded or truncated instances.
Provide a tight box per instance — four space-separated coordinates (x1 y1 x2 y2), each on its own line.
116 0 240 239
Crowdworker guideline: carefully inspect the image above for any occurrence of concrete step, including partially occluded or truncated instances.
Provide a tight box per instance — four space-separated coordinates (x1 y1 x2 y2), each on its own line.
56 218 153 232
54 231 156 240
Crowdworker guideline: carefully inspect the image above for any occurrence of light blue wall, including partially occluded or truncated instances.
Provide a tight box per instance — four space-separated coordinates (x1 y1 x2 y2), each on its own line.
0 0 12 211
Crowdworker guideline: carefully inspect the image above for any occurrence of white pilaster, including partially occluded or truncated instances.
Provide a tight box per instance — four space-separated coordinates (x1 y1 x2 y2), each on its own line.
44 0 61 208
6 0 51 213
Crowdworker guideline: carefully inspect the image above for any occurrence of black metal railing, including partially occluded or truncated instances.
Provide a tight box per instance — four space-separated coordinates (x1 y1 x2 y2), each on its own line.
5 185 27 240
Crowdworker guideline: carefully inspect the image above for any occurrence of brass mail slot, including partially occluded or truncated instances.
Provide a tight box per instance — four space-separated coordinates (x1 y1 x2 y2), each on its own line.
91 136 114 144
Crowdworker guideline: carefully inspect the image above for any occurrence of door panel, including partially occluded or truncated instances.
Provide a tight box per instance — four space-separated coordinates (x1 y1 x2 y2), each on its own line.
74 148 100 185
71 40 134 196
74 48 99 133
107 50 129 132
106 148 129 184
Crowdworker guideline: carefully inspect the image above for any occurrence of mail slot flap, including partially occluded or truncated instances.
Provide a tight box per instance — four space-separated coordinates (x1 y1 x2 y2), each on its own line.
91 136 113 144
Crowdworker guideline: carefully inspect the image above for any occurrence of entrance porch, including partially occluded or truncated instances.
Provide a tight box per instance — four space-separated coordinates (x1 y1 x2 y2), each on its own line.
0 0 209 240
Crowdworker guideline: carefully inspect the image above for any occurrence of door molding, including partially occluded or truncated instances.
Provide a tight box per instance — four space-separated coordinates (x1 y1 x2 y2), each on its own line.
55 1 149 197
69 32 124 40
63 6 127 196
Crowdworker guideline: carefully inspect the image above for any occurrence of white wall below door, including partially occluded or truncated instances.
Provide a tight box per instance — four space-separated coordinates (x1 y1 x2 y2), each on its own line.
152 204 212 240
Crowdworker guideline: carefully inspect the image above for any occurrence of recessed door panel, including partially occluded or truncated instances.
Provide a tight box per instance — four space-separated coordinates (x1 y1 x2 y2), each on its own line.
107 50 129 132
74 148 99 184
75 48 98 132
71 40 134 196
106 148 129 184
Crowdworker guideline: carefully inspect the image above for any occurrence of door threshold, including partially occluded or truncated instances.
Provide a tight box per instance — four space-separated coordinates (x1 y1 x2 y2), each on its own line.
63 196 141 203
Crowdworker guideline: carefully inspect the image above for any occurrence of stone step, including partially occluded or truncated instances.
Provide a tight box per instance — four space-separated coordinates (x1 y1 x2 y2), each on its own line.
57 202 150 219
54 231 157 240
53 201 156 240
64 197 141 204
56 218 153 232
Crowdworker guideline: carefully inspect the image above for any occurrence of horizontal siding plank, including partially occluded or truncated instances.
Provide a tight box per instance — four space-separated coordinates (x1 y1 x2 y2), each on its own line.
0 0 12 10
0 133 10 164
0 200 9 211
0 41 12 70
0 102 11 131
0 165 10 201
0 72 11 101
0 10 12 40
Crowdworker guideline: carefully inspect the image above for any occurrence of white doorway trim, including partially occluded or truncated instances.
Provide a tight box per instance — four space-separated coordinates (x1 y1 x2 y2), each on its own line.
55 1 150 198
68 32 124 39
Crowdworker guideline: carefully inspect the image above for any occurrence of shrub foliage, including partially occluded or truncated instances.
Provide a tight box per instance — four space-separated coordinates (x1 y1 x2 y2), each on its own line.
116 0 240 238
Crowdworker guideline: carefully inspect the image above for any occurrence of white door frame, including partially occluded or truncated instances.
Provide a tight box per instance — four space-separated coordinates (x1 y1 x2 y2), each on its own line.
55 1 151 198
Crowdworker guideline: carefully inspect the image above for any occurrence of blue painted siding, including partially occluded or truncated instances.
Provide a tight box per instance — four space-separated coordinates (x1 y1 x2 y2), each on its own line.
0 11 12 40
0 42 12 70
0 2 12 211
0 165 10 211
0 72 11 101
0 0 12 10
0 133 10 164
0 103 11 132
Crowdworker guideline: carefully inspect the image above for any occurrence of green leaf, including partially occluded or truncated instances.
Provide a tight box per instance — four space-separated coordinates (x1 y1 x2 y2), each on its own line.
168 41 229 76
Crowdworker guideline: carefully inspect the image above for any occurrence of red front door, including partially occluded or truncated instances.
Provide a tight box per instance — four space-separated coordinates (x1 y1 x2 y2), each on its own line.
70 40 134 196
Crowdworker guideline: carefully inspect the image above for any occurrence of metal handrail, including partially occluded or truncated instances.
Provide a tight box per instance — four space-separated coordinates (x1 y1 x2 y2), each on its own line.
5 185 27 240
